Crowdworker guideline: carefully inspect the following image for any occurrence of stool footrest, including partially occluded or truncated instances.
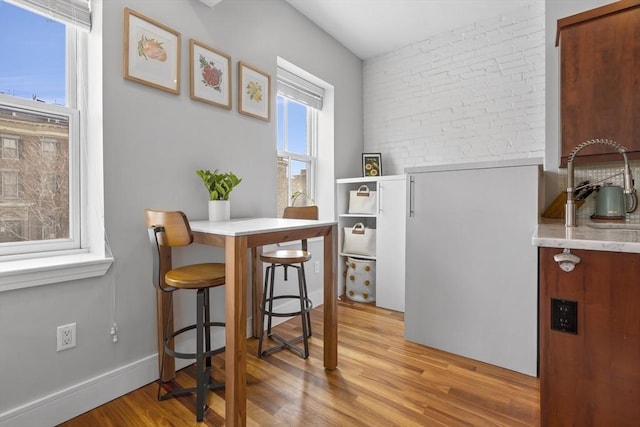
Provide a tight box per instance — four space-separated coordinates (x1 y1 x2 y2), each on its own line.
260 333 308 358
164 321 225 360
261 295 312 318
159 375 225 401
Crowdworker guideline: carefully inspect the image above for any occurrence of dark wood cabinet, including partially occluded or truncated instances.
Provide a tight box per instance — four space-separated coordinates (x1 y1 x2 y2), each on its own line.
539 247 640 426
557 0 640 165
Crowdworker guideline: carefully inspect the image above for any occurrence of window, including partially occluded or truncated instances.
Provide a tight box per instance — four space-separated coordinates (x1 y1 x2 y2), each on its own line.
0 0 85 256
276 66 325 217
277 95 317 216
41 139 59 160
1 170 19 198
1 136 18 159
0 0 111 290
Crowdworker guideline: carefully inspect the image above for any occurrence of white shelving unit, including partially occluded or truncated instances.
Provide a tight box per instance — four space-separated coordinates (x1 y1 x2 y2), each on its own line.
336 175 407 312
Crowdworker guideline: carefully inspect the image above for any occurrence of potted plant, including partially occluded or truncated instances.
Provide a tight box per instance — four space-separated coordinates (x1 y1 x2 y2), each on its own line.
196 169 242 221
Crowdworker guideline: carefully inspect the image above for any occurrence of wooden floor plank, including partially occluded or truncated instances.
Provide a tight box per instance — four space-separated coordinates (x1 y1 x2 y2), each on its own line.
59 300 540 426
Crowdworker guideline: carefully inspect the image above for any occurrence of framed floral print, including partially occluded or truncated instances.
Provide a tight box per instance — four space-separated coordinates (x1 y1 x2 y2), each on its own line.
362 153 382 177
238 61 271 121
123 8 180 94
189 39 231 109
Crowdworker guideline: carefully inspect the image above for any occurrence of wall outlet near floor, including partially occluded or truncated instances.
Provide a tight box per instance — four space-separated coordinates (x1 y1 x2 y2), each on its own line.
57 323 77 351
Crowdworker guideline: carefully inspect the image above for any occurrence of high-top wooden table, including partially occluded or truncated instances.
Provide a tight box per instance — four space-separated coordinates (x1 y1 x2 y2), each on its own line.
155 218 338 426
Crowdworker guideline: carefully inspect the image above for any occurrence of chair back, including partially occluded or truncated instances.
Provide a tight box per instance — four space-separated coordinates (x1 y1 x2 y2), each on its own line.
145 209 194 247
283 205 318 220
283 206 318 251
144 209 193 291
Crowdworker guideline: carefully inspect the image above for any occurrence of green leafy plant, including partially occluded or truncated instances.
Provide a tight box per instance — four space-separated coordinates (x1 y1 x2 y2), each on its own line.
290 190 315 206
196 169 242 201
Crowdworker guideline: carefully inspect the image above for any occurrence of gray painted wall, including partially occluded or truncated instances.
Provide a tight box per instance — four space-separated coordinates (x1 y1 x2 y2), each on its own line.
0 0 362 417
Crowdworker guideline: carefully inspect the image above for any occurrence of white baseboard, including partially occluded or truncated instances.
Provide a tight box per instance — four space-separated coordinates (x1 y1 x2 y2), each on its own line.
0 291 323 427
0 354 158 427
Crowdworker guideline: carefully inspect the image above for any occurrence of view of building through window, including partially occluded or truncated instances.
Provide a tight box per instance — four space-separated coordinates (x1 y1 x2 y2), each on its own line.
0 1 72 246
276 94 316 216
0 105 70 243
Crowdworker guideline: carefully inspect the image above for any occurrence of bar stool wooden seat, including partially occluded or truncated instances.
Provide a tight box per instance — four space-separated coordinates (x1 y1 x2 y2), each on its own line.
144 209 226 422
258 206 317 359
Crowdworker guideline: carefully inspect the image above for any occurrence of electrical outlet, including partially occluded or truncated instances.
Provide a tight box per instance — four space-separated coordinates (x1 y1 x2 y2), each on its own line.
314 260 320 273
57 323 76 351
551 299 577 334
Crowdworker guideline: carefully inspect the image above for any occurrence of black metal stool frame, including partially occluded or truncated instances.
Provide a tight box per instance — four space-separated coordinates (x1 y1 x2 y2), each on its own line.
258 262 313 358
157 289 225 416
148 223 225 422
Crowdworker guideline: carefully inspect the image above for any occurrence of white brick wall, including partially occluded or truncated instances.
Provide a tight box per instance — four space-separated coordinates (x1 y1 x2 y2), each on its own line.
363 2 545 175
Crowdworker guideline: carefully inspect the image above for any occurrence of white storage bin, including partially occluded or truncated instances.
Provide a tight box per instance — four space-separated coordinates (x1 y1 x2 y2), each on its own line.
345 257 376 303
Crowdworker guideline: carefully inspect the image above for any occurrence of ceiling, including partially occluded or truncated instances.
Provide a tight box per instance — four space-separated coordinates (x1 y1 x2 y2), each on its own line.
285 0 539 60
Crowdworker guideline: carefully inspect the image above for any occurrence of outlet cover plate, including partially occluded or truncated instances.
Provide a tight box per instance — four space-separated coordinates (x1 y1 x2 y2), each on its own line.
551 298 577 334
57 323 76 351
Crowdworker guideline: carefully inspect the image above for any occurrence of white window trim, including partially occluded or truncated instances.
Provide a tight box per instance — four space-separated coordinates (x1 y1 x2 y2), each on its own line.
277 95 318 204
277 57 334 222
0 253 113 292
0 0 112 291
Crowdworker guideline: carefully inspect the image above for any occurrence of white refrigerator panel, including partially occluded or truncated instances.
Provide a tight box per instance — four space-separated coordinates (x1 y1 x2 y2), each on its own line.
405 163 540 376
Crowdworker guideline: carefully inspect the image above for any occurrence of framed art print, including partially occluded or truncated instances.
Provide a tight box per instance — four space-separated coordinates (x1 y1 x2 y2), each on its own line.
238 61 271 121
362 153 382 177
190 39 231 109
123 8 180 94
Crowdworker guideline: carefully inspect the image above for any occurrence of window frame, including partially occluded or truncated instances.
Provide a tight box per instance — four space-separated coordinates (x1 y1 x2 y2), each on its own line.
1 136 19 159
0 3 82 257
0 96 81 256
1 169 19 198
276 94 318 212
41 139 59 160
0 0 112 291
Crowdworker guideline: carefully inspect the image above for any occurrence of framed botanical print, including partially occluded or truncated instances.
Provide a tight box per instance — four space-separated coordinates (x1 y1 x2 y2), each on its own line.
123 8 180 94
189 39 231 109
238 61 271 121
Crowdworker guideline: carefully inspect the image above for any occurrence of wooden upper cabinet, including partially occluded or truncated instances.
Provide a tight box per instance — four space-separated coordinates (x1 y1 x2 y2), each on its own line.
557 0 640 166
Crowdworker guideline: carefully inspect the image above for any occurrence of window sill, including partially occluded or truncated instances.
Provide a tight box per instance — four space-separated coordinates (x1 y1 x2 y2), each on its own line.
0 253 114 292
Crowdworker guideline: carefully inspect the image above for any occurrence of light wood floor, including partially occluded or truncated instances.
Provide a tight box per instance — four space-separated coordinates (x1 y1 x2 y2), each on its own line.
60 300 540 426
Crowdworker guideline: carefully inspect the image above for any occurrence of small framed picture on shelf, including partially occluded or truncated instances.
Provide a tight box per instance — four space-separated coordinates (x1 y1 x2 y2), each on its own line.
362 153 382 177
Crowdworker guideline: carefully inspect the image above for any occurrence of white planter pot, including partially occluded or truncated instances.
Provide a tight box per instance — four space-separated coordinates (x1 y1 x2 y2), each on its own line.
208 200 230 221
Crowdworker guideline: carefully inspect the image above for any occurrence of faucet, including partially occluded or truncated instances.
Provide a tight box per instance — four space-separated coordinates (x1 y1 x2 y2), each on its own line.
565 138 636 227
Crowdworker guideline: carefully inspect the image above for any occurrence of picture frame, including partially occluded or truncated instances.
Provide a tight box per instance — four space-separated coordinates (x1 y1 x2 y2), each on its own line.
189 39 231 109
362 153 382 177
123 8 180 94
238 61 271 121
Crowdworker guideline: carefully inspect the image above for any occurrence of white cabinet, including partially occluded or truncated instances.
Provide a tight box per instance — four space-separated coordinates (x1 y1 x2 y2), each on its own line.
405 162 540 376
336 175 407 312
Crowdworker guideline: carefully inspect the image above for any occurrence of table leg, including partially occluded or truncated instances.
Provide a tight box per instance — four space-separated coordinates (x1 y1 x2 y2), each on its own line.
251 246 263 338
225 235 248 426
323 224 338 370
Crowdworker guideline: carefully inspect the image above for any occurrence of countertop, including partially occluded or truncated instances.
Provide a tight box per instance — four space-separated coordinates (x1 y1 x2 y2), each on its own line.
405 157 543 174
190 217 336 236
533 220 640 253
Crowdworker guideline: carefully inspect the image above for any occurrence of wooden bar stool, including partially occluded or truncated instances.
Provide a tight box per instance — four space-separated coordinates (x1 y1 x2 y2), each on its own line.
257 206 317 359
144 209 226 422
